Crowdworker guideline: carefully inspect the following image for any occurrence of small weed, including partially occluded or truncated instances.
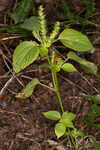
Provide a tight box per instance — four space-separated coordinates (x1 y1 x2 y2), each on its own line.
13 5 95 150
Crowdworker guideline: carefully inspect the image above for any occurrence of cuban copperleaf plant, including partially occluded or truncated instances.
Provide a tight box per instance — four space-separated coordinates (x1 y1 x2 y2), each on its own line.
13 5 96 150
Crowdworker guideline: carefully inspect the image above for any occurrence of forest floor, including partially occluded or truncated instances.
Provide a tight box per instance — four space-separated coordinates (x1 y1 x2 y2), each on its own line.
0 0 100 149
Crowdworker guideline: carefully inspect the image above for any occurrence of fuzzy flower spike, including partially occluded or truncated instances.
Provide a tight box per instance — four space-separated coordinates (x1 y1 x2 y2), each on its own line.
38 5 47 44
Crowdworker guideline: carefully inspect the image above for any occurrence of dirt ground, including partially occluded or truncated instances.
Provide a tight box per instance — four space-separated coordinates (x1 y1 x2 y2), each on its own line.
0 0 100 150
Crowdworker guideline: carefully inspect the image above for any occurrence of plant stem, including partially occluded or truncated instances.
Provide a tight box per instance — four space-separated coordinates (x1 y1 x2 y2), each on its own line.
47 55 78 150
46 55 64 113
52 70 64 113
68 129 78 150
52 69 78 150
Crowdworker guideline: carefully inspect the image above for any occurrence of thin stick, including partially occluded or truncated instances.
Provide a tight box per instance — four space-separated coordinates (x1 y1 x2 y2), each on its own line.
0 75 15 96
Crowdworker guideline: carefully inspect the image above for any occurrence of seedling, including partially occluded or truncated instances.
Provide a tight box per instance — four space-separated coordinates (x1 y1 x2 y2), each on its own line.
43 111 84 138
13 5 95 150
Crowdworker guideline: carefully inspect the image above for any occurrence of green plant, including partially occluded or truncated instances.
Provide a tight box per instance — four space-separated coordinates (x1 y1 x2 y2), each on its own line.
61 0 99 28
5 0 99 34
43 111 84 138
81 93 100 130
6 0 40 34
13 5 95 150
89 136 100 150
81 0 95 19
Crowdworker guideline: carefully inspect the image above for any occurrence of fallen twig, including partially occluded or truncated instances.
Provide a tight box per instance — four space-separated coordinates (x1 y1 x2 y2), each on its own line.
0 75 15 96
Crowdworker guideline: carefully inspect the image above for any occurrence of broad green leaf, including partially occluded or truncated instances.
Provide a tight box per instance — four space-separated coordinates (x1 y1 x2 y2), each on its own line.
61 63 77 72
89 136 100 150
62 112 76 121
67 51 98 74
21 16 41 31
13 41 39 73
16 78 40 98
60 112 76 128
60 119 74 128
55 123 66 138
71 128 84 137
9 0 33 24
43 111 61 121
81 93 100 104
59 29 93 52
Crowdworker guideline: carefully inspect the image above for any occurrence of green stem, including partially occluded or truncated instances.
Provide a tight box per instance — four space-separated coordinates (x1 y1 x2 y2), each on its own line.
68 129 78 150
46 55 64 113
52 70 64 113
47 55 78 150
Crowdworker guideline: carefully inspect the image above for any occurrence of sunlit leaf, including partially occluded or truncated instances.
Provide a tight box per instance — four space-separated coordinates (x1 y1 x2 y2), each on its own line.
59 29 93 52
13 41 39 73
43 111 61 121
60 112 76 128
61 63 77 72
16 78 40 98
62 112 76 121
55 123 66 138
